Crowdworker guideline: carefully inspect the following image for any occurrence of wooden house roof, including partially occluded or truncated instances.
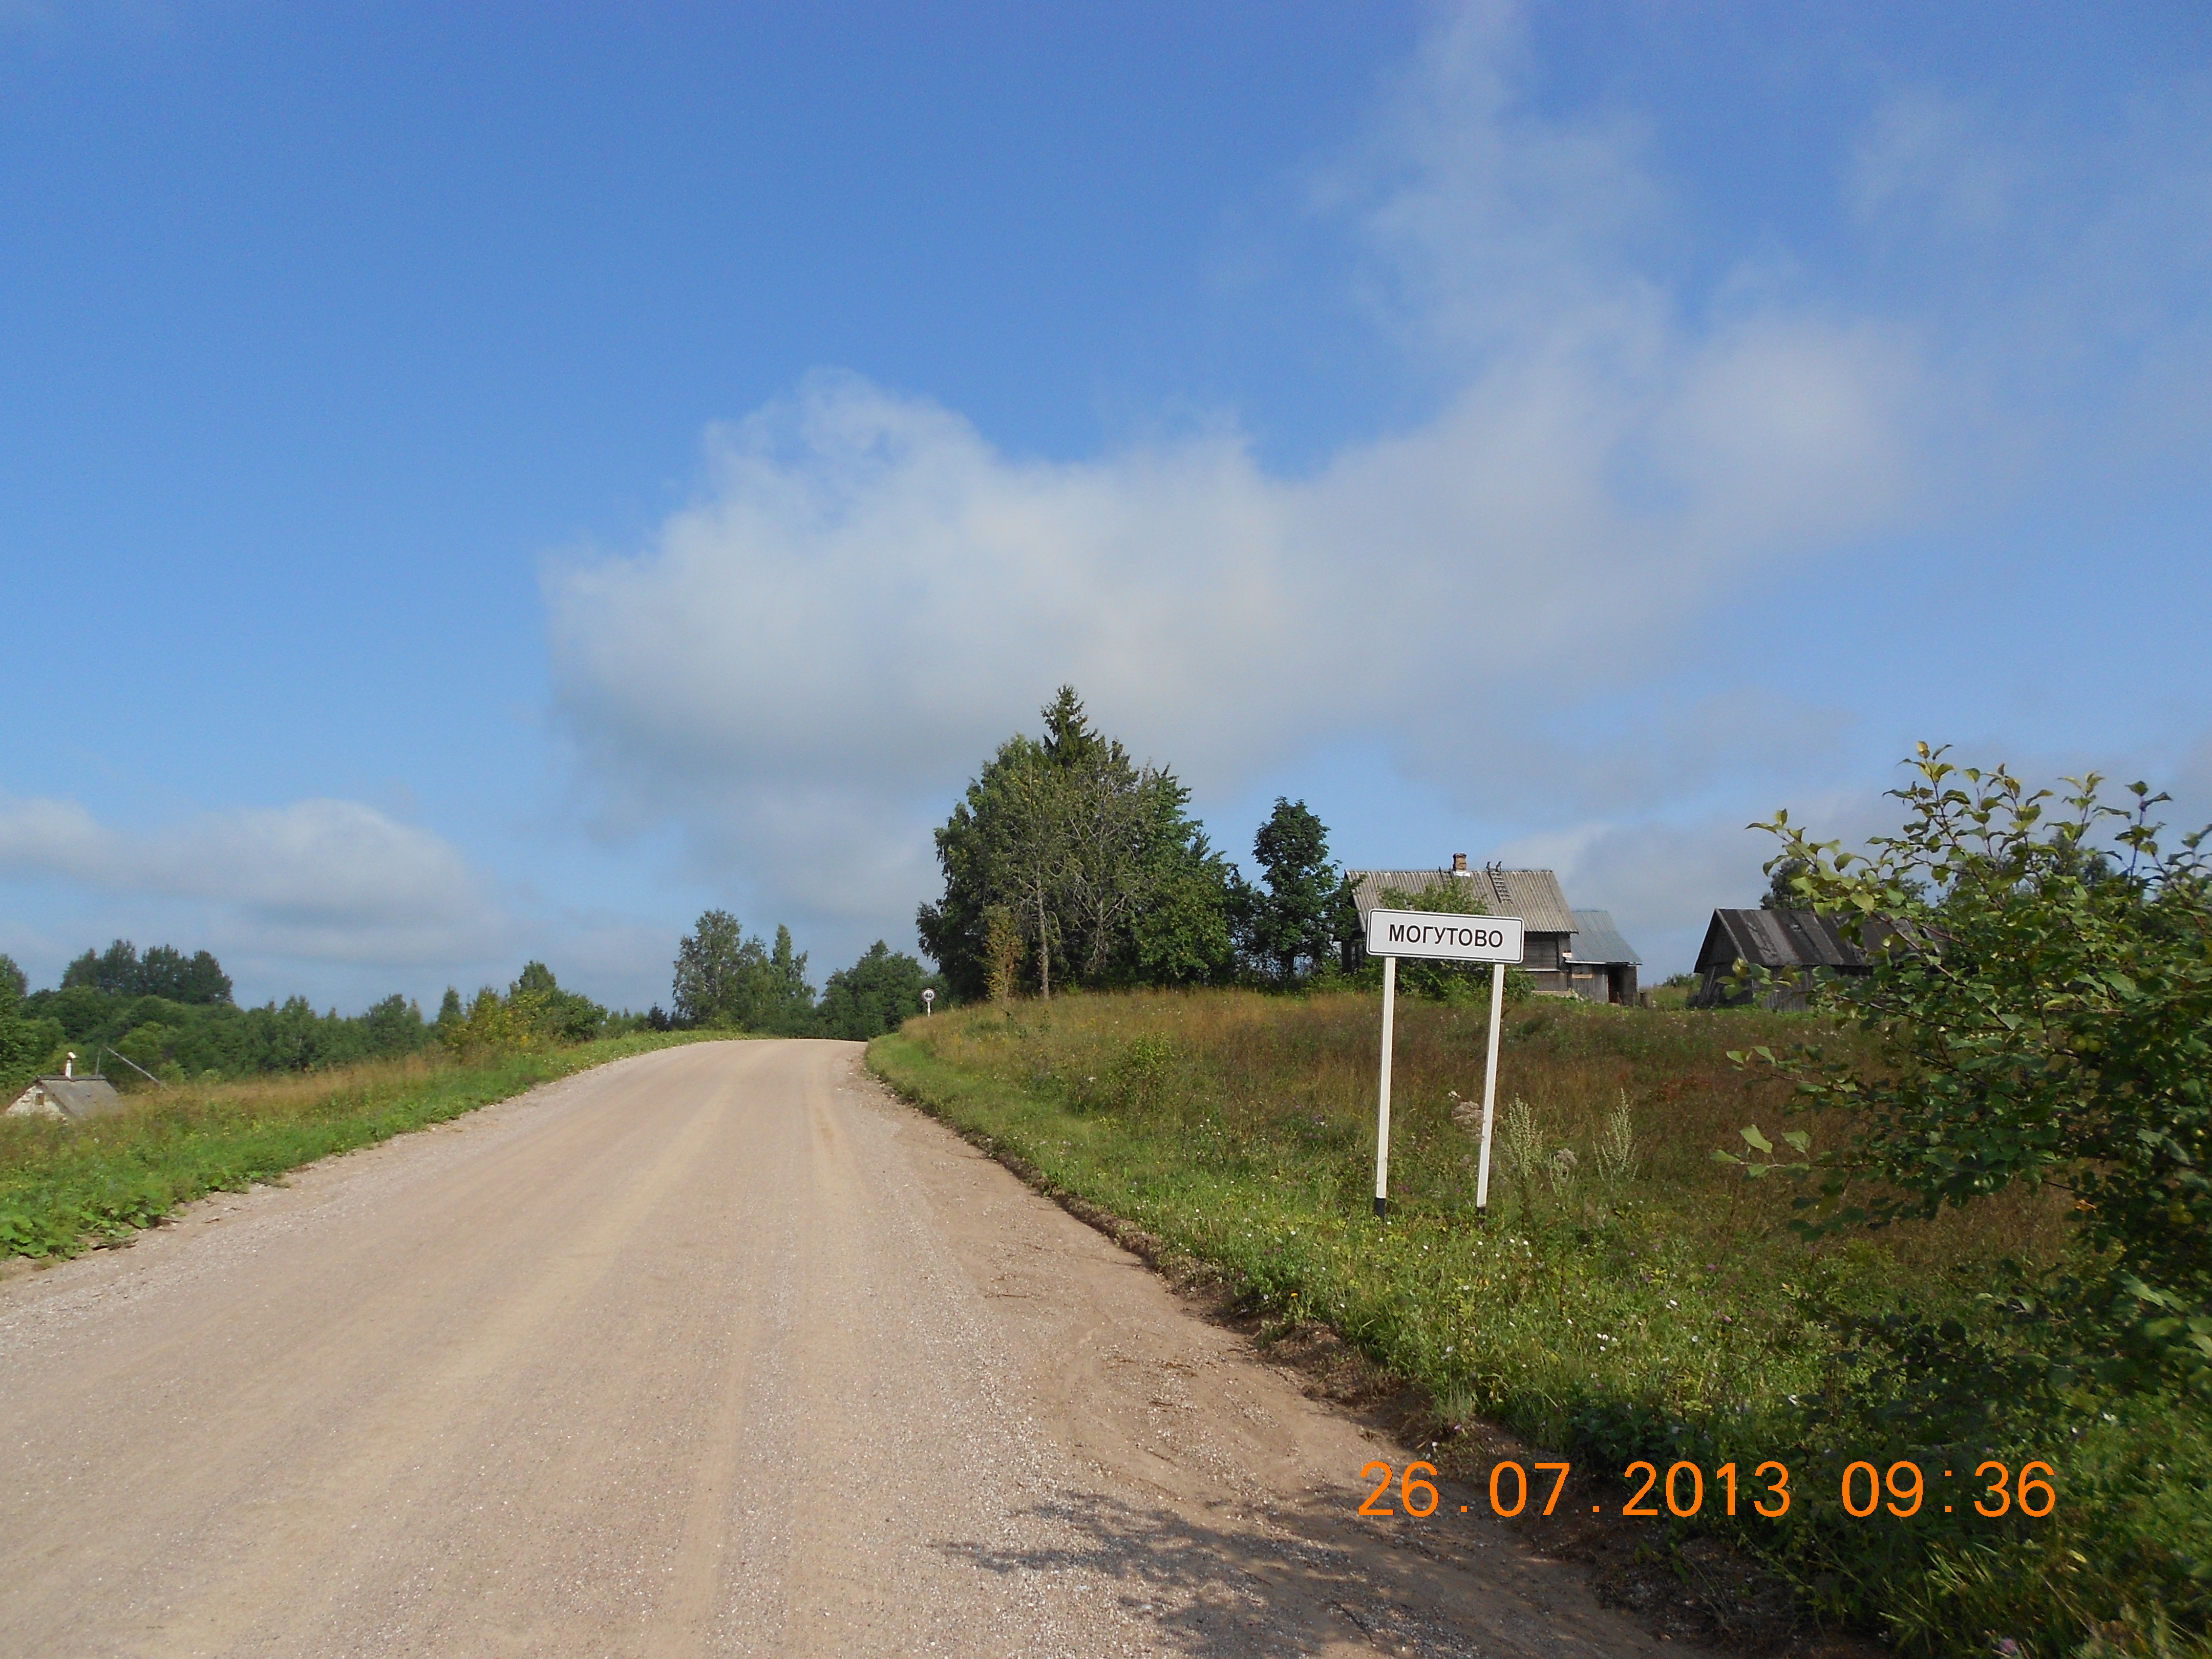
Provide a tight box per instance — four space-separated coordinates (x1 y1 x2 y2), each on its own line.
1694 909 1869 972
1565 910 1641 966
1346 867 1578 936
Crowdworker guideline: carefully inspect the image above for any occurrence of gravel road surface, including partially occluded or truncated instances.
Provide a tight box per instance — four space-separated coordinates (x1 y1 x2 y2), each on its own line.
0 1040 1702 1657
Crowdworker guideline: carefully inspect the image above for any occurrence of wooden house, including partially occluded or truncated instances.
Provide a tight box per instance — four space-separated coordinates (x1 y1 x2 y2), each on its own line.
1691 908 1873 1009
1564 910 1641 1005
1344 855 1580 993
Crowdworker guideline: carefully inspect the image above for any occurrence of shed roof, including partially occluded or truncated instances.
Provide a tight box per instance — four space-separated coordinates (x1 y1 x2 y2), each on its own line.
1346 867 1578 936
1694 909 1869 972
1565 910 1641 966
5 1076 126 1122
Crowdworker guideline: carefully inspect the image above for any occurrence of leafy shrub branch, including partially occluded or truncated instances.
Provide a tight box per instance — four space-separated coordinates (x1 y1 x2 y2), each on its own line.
1725 745 2212 1388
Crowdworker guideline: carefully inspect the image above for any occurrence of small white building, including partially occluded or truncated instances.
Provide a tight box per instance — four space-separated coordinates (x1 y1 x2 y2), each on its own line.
6 1075 125 1122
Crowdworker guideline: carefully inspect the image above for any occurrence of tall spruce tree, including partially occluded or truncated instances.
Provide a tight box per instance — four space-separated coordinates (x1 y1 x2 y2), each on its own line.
919 688 1234 998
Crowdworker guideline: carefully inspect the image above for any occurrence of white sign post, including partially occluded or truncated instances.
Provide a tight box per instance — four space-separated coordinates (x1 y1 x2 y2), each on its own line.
1363 907 1525 1220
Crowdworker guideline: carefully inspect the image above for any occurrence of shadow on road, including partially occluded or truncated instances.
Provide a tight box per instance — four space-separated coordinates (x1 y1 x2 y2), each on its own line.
942 1488 1480 1657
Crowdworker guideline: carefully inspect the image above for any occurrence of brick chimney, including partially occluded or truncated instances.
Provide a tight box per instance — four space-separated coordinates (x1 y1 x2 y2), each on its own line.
1451 852 1470 876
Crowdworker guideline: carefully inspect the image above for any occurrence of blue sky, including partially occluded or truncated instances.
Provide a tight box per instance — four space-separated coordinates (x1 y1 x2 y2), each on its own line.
4 2 2209 1011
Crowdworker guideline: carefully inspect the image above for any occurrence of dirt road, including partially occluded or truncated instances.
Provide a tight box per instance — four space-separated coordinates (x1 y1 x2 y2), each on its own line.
0 1040 1699 1656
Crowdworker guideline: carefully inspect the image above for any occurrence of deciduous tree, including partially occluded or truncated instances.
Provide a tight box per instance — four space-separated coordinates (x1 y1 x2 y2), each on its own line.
1239 798 1340 983
757 926 819 1036
671 909 763 1027
0 958 61 1092
817 942 941 1039
58 941 230 1004
670 910 818 1032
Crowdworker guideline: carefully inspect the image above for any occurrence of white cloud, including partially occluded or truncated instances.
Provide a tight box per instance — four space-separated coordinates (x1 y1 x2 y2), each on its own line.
1851 88 2019 242
544 10 1923 951
0 792 497 967
1419 689 1859 822
1846 78 2212 477
1317 0 1665 357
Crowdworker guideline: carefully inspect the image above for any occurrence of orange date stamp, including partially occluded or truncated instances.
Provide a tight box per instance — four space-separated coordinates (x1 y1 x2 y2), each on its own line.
1358 1458 2056 1521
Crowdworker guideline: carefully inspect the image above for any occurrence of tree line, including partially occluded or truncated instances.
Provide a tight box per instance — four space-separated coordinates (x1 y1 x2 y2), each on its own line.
665 917 943 1040
0 687 1495 1093
664 690 1504 1036
914 686 1497 1003
1 916 948 1093
0 943 658 1094
1 943 437 1090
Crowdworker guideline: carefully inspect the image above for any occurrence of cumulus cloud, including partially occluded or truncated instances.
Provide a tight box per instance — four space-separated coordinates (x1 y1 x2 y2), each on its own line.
0 792 497 966
545 7 1923 943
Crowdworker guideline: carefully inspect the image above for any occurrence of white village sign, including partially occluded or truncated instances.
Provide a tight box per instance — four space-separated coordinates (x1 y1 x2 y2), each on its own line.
1363 907 1526 1220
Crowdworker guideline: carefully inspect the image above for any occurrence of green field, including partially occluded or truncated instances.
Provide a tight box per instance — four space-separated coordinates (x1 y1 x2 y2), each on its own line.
872 990 2211 1658
0 1030 711 1260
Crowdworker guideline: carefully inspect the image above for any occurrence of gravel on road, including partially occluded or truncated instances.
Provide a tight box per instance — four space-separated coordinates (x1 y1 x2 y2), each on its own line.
0 1039 1705 1657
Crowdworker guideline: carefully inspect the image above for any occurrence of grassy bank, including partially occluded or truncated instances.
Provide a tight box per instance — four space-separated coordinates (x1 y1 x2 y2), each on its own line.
871 991 2210 1657
0 1030 711 1259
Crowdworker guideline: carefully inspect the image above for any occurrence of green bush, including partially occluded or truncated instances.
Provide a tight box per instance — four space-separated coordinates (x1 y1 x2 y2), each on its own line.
1741 749 2212 1393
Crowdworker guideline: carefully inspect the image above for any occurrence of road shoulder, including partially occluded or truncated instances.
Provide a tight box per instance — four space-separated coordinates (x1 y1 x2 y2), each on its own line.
845 1048 1717 1658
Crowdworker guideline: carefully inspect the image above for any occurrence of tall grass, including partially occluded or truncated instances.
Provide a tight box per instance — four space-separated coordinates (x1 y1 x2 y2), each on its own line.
872 990 2208 1657
0 1030 708 1259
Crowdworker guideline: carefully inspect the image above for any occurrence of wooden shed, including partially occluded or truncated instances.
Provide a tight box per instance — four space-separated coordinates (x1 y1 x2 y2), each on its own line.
1344 857 1580 993
1564 909 1641 1005
1691 909 1872 1009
